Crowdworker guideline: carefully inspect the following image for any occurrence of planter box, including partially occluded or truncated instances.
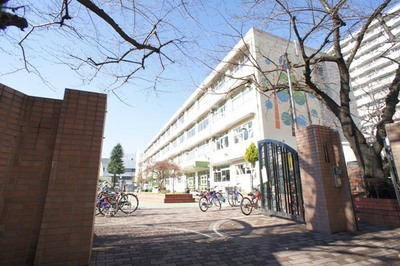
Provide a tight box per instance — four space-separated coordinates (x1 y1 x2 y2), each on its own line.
164 193 195 203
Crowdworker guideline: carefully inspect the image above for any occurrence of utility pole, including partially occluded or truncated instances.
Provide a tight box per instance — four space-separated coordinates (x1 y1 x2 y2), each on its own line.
280 53 298 136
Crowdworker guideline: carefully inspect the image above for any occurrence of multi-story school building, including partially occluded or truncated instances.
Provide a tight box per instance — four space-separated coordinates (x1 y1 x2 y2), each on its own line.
136 28 334 193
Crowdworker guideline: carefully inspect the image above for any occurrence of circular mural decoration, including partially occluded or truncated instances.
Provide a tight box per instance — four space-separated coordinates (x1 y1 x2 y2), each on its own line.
261 77 271 86
293 91 306 105
310 109 318 117
277 90 289 102
297 115 307 128
281 111 292 126
265 100 273 109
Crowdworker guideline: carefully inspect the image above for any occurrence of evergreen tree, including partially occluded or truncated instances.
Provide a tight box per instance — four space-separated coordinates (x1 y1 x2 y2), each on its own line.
244 142 259 189
108 143 125 188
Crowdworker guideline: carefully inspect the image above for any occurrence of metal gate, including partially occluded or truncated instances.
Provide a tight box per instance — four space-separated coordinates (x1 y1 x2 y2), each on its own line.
258 139 305 222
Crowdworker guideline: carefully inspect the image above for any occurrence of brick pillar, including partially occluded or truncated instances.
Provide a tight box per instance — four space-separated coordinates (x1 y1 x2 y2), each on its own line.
296 125 357 233
0 84 62 265
386 123 400 178
34 89 106 265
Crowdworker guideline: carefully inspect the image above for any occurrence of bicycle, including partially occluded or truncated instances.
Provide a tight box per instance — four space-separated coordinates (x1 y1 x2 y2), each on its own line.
213 186 226 204
228 186 243 207
198 190 221 212
240 188 262 215
96 183 139 216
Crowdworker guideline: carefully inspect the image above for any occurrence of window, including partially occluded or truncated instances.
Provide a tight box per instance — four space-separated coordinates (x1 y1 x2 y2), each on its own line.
215 133 229 150
231 53 250 76
213 104 226 121
178 115 185 126
197 143 208 158
234 121 253 144
198 117 209 132
187 126 196 139
179 134 185 144
214 165 230 182
212 75 226 92
172 138 178 148
187 104 195 118
197 93 206 109
232 86 252 110
235 164 250 174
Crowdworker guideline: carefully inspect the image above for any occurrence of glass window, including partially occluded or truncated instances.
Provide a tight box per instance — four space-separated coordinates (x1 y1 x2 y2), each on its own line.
187 126 196 139
213 104 226 122
215 133 229 150
179 134 185 144
198 117 209 132
232 86 252 110
214 165 230 182
233 121 253 144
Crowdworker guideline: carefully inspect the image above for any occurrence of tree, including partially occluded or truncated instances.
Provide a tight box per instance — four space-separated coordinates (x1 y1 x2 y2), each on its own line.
108 143 125 188
0 1 27 30
244 142 259 168
244 142 259 189
239 0 399 197
145 159 181 192
0 1 196 91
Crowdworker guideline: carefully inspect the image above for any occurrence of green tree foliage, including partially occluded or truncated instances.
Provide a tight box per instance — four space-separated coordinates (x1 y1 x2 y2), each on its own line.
244 142 258 167
107 143 125 188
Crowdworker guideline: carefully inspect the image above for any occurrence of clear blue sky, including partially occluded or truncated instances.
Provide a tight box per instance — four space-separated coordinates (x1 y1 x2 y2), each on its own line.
0 1 388 158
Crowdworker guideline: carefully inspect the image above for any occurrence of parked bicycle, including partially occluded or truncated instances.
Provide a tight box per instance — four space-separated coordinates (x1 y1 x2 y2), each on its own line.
228 186 243 207
214 186 226 204
96 182 139 216
240 188 262 215
198 190 221 212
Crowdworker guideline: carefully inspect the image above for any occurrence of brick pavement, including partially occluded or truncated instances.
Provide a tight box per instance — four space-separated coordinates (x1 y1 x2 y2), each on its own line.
91 200 400 266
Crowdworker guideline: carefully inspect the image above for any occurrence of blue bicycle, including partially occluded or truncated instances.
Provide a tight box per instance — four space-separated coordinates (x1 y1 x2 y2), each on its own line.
199 190 221 212
228 186 243 207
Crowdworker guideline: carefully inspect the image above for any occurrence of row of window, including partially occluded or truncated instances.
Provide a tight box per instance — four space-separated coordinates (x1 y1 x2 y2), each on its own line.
144 53 251 158
183 163 251 184
161 119 255 166
148 86 254 160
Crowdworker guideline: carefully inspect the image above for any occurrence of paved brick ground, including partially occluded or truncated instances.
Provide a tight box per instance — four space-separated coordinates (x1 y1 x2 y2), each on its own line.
91 200 400 266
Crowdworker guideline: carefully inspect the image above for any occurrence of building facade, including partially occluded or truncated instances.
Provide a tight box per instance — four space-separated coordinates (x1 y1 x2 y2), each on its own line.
136 28 331 193
100 153 136 191
341 4 400 142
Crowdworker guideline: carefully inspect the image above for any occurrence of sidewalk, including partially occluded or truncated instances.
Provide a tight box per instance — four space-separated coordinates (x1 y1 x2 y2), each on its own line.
91 199 400 265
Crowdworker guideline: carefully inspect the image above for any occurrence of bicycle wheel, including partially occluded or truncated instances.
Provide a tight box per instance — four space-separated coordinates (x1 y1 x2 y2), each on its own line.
211 197 221 210
254 197 261 210
240 197 253 215
229 192 243 207
98 196 118 217
199 196 209 212
119 193 139 214
215 192 226 203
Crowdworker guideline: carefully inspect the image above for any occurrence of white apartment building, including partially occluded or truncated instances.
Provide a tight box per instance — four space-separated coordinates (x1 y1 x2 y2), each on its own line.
341 3 400 142
136 28 331 193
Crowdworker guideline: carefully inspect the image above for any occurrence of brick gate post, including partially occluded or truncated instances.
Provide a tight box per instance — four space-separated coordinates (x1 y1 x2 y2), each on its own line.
296 125 357 233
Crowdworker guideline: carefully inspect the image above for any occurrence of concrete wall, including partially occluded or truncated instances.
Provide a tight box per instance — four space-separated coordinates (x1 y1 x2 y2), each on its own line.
296 125 357 233
0 84 107 265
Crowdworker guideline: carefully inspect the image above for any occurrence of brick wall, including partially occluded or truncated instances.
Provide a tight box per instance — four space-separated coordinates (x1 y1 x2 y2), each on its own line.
0 84 107 265
296 125 357 233
353 198 400 226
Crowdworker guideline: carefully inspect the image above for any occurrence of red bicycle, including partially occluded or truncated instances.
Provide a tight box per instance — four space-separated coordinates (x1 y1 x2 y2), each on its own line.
198 190 221 212
240 188 262 215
